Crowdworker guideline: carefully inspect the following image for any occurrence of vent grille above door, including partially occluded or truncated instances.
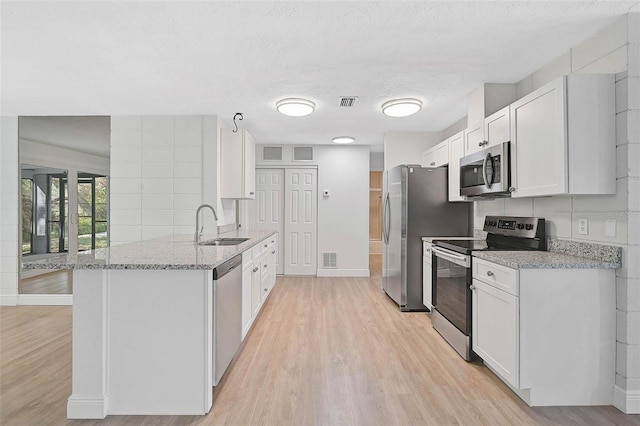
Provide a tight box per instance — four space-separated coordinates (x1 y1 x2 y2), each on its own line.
293 146 313 161
262 146 283 161
322 252 337 268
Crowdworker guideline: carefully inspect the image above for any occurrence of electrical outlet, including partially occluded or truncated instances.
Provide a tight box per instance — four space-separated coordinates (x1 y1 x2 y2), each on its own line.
578 218 589 235
605 219 616 237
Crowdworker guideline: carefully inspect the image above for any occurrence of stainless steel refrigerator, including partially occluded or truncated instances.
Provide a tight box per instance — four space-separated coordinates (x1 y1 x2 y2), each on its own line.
382 165 470 311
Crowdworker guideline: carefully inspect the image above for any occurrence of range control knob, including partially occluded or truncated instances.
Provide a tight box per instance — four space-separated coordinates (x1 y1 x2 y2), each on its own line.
525 224 534 230
517 223 525 229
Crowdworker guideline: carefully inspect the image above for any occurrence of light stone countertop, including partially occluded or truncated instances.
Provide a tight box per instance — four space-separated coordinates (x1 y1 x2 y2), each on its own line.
421 236 476 243
472 250 621 270
21 230 277 271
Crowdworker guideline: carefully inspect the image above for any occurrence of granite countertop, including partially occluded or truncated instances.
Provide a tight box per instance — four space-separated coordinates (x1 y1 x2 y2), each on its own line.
473 250 621 270
21 229 277 271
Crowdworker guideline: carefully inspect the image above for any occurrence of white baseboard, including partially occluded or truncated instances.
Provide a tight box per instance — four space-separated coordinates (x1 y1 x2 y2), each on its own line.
67 394 108 419
316 269 370 277
614 385 640 414
0 294 18 306
18 294 73 305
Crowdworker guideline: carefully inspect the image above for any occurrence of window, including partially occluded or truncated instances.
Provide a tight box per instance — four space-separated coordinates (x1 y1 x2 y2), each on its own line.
21 178 34 255
78 174 108 251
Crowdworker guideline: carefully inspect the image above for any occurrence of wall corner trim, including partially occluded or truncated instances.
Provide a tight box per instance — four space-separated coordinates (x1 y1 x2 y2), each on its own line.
613 385 640 414
67 394 108 419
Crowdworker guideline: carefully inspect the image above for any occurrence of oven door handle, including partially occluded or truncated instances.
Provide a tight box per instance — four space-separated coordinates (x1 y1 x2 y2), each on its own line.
431 247 471 268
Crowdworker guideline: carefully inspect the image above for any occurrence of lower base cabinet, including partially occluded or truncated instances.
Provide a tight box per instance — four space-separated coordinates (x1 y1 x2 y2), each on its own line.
471 257 616 406
241 234 278 340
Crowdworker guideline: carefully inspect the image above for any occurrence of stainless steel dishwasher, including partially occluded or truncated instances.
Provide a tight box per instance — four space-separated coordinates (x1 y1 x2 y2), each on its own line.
213 255 242 385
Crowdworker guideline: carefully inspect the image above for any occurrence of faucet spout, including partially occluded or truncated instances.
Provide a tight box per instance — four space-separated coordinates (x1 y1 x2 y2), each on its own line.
195 204 219 244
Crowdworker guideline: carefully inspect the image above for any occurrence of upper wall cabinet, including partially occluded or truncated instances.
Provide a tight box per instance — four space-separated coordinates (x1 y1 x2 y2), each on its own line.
422 139 449 168
464 121 485 155
220 128 256 199
510 74 615 198
447 131 469 202
484 106 510 149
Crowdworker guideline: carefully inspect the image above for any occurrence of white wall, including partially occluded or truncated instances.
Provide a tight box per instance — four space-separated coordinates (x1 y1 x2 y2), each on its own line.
383 131 442 170
473 13 639 413
110 116 230 245
254 144 370 276
0 117 19 305
370 152 384 171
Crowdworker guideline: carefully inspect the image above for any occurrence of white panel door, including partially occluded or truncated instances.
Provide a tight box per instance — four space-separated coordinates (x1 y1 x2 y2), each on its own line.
284 169 317 275
255 169 284 275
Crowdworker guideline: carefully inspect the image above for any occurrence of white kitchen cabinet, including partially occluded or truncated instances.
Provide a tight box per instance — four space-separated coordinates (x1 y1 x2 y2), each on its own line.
220 128 256 199
422 139 449 168
510 74 615 198
241 234 278 339
422 242 433 309
471 257 616 406
472 278 519 387
464 120 485 155
484 106 510 148
447 130 468 202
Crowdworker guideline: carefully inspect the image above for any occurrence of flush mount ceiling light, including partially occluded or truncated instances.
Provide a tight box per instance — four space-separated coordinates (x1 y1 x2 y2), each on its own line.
332 136 355 144
276 98 315 116
381 98 423 117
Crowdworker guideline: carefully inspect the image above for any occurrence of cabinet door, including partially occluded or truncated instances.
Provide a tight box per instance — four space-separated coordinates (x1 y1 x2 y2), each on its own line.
422 149 436 168
422 257 432 309
241 264 253 340
422 141 448 168
472 279 519 388
465 121 485 155
266 243 277 290
251 262 261 317
484 106 510 148
243 131 256 199
511 77 567 198
447 131 467 202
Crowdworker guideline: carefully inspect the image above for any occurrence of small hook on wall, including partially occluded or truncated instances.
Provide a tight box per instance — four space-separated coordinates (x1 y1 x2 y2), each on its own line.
232 113 244 133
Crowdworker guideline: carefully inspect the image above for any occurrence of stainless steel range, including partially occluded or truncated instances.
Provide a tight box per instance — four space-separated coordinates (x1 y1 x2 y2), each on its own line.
430 216 546 360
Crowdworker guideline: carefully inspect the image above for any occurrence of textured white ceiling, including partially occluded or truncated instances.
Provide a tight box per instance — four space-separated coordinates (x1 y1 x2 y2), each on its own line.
2 1 637 149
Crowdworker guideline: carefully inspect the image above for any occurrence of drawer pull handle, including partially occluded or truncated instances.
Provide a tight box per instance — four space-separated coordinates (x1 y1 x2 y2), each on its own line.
272 250 276 254
264 288 268 292
253 267 258 273
470 285 476 290
486 271 494 277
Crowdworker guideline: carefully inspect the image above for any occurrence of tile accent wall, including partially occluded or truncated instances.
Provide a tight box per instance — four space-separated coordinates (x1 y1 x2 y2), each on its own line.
110 116 221 245
474 13 640 413
0 117 19 305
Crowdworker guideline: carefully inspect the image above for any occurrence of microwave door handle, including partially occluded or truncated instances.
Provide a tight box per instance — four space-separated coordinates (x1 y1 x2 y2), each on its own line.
483 153 492 189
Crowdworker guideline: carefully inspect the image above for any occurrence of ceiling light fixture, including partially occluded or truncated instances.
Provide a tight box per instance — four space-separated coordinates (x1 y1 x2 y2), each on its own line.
276 98 315 116
332 136 355 144
381 98 423 117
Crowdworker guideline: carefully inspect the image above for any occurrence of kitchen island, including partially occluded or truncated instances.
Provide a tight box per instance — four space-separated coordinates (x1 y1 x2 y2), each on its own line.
22 230 277 419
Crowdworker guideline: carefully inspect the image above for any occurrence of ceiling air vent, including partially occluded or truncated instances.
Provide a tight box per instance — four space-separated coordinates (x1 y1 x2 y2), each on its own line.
339 96 358 107
293 146 313 161
262 146 283 161
322 252 337 269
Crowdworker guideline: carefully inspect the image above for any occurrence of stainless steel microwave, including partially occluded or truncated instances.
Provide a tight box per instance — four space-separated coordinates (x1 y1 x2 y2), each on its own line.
459 141 512 198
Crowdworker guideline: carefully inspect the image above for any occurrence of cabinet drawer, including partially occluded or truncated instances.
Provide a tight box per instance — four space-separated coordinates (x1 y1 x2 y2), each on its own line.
242 251 253 269
473 258 518 296
251 245 263 261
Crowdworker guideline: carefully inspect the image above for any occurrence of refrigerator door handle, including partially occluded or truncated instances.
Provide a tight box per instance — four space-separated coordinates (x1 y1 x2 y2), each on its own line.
383 193 391 244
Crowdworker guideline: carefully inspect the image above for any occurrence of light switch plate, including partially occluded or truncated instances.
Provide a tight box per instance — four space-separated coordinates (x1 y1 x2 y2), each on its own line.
605 219 616 237
578 218 589 235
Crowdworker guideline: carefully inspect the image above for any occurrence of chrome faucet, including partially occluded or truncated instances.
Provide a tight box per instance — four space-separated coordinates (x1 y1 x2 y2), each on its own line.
195 204 219 244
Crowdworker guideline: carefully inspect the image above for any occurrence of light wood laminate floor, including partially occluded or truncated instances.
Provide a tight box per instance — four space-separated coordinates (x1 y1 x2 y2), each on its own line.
19 270 73 294
1 275 638 425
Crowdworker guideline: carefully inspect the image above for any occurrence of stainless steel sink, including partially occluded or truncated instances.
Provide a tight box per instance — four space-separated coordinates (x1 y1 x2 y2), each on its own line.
199 237 250 246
